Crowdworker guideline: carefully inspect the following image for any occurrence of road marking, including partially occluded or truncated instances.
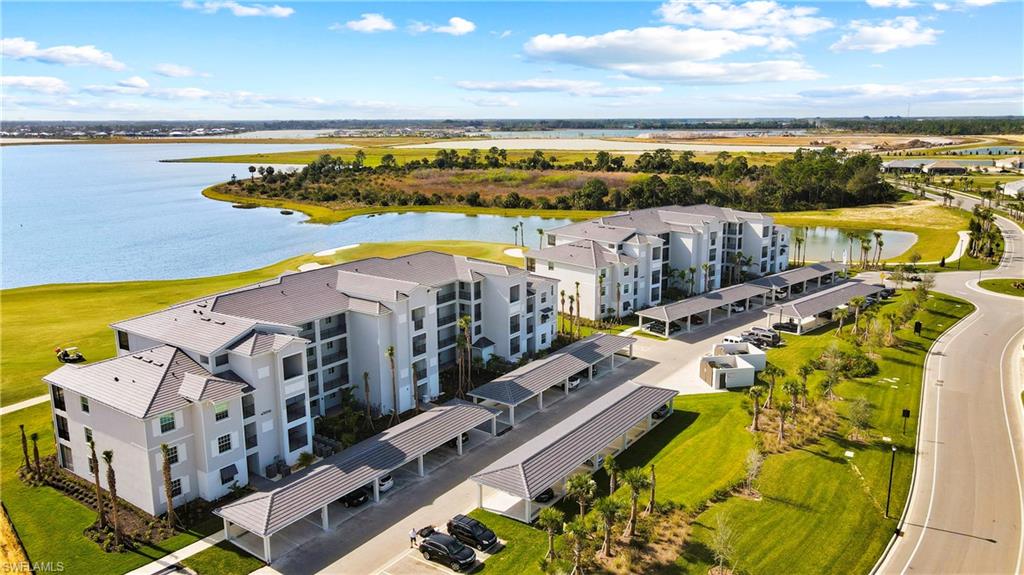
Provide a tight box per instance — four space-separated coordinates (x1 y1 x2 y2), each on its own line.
998 325 1024 575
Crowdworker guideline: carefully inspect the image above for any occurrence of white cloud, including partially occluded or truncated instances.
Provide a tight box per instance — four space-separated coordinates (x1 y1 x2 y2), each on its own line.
731 76 1022 109
153 63 209 78
0 37 125 70
334 13 395 33
409 17 476 36
831 17 940 53
181 0 293 18
1 75 70 94
612 60 824 83
463 95 519 107
657 0 833 37
118 76 150 90
148 87 213 100
932 2 951 9
456 78 664 97
866 0 918 7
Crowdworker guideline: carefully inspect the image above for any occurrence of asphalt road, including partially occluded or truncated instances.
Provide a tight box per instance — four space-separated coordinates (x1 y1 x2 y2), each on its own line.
877 188 1024 574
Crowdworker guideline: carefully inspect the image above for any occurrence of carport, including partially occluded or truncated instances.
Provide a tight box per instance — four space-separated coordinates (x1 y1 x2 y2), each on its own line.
763 280 885 335
214 399 499 563
636 283 772 336
471 381 677 523
749 262 845 299
467 333 636 427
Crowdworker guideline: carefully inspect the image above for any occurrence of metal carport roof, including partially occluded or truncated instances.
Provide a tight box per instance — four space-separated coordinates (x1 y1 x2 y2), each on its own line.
214 399 498 537
748 262 845 289
467 333 636 407
471 382 677 500
636 283 772 323
763 281 885 320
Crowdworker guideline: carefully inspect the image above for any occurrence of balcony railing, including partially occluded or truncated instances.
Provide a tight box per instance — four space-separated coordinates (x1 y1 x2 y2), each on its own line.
438 314 456 326
413 343 427 356
323 376 348 391
320 326 345 339
321 352 347 366
437 292 456 305
438 336 456 349
414 368 428 381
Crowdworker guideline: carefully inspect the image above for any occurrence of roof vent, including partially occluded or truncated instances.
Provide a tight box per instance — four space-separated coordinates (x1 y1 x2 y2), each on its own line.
153 362 164 367
113 376 119 382
214 320 225 325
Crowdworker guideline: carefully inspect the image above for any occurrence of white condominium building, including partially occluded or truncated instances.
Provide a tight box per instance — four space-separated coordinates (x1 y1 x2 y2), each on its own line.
44 251 557 516
526 205 789 320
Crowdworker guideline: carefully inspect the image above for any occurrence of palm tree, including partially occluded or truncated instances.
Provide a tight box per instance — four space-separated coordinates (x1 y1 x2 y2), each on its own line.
687 266 697 297
30 433 40 471
537 507 564 562
512 224 520 246
386 346 400 424
102 450 121 543
748 385 764 431
615 281 622 321
777 403 791 441
597 272 606 318
537 228 544 249
794 234 805 268
567 295 575 338
362 371 375 431
644 464 657 515
564 518 588 575
160 444 177 528
87 440 106 530
565 473 596 517
18 425 30 472
761 363 784 410
701 262 713 293
574 281 582 340
875 239 885 267
594 497 621 557
248 165 256 181
848 296 866 334
872 231 883 267
820 371 839 401
519 220 525 246
560 290 567 334
783 379 801 414
460 315 473 390
602 455 619 494
410 363 420 414
621 467 650 539
832 307 850 335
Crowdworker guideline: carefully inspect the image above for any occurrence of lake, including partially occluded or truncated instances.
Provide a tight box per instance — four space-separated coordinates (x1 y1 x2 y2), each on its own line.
0 144 573 288
793 226 918 263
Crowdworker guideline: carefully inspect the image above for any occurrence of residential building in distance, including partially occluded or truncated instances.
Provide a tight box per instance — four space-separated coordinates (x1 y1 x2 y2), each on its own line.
526 205 788 320
43 251 556 516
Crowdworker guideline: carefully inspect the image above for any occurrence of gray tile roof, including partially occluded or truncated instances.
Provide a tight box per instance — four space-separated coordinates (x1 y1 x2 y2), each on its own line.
228 332 307 357
549 205 774 242
530 240 637 270
749 262 844 289
471 382 676 499
44 346 244 418
638 283 772 323
764 280 885 320
468 333 636 406
215 400 499 537
112 304 263 356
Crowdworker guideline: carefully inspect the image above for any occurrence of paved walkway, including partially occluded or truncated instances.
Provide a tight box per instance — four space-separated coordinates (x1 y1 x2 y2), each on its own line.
124 532 225 575
0 395 49 416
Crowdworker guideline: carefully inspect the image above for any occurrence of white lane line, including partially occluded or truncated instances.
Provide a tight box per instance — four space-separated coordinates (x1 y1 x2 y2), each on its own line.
998 326 1024 575
900 313 983 575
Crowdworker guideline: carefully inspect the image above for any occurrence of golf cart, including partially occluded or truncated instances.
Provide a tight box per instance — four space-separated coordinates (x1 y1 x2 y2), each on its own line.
55 346 85 363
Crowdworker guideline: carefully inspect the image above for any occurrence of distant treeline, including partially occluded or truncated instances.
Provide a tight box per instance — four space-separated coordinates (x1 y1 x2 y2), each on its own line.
822 117 1024 135
226 146 896 214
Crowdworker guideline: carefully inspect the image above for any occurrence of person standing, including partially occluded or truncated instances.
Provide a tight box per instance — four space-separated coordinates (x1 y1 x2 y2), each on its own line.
409 527 418 548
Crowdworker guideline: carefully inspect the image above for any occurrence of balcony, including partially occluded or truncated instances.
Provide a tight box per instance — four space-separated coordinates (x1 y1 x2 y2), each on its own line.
438 336 457 349
414 367 428 381
436 291 456 305
320 326 345 339
245 434 258 450
323 375 348 392
321 352 347 366
413 342 427 356
437 313 456 326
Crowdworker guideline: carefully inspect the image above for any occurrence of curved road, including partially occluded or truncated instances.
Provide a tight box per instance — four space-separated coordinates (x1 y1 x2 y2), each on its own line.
877 188 1024 574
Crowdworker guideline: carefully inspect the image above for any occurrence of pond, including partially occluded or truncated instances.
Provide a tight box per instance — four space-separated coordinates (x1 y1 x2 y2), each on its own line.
791 226 918 263
1 144 573 288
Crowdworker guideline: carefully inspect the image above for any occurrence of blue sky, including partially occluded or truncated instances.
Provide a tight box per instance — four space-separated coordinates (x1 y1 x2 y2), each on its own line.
2 0 1021 120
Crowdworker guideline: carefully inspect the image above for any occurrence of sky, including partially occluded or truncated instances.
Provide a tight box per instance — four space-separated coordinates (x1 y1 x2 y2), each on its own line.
1 0 1022 120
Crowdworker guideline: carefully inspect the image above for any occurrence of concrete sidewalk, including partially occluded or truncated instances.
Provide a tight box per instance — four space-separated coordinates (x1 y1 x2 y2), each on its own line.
124 532 225 575
0 395 49 416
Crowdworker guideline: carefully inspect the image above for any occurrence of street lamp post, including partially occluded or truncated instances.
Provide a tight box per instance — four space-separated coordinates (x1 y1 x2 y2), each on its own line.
956 237 963 270
885 445 898 518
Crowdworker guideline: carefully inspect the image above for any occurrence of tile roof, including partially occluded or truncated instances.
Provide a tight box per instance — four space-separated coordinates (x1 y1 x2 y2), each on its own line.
764 280 885 320
228 332 307 357
748 262 844 289
637 283 772 323
471 382 676 499
112 304 263 356
529 240 636 270
44 346 245 418
548 205 774 243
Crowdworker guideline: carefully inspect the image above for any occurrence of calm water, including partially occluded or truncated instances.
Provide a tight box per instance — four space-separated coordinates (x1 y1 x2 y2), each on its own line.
793 226 917 263
1 144 572 288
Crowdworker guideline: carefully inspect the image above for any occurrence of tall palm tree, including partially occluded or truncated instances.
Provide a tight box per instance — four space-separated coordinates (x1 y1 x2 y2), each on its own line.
687 266 697 297
519 220 525 246
783 379 801 414
872 231 883 267
701 262 713 293
512 224 520 246
30 433 40 471
102 450 121 543
574 281 582 340
603 455 619 494
848 296 866 334
559 290 566 334
88 439 106 529
748 385 764 431
566 472 596 517
537 228 544 249
832 307 850 335
18 425 30 472
362 371 375 431
777 403 792 441
386 346 400 424
567 295 575 338
460 315 473 390
644 464 657 516
564 518 588 575
621 467 650 539
410 363 420 414
794 234 805 268
160 444 177 528
761 363 784 410
597 272 606 318
537 507 564 562
594 497 621 557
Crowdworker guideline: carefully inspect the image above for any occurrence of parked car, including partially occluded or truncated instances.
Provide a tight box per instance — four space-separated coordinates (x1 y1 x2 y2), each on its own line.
339 487 370 508
791 284 805 294
446 432 470 449
722 334 746 344
689 314 705 325
419 533 477 572
645 320 681 334
773 321 800 333
583 453 606 468
721 302 746 313
773 288 789 298
821 275 833 284
447 514 498 551
565 376 582 391
533 487 556 503
742 329 780 347
879 287 896 299
907 275 922 282
652 404 671 419
378 473 394 493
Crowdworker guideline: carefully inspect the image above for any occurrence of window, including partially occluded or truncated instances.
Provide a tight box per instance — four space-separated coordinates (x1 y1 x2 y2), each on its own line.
282 353 303 379
547 234 556 246
166 445 179 465
412 333 427 356
84 427 93 443
170 478 182 498
541 333 547 344
80 396 90 413
474 324 482 336
510 337 521 355
286 395 306 423
601 304 607 314
547 261 555 271
510 285 520 303
651 287 661 301
601 284 607 296
288 424 308 452
652 246 661 260
634 265 639 277
242 394 256 419
214 402 229 421
624 266 630 277
214 354 229 367
220 465 238 485
624 284 630 294
509 314 520 334
199 355 209 365
474 302 481 321
216 434 232 454
56 415 70 441
159 413 176 434
59 444 73 471
117 330 130 351
412 307 425 331
51 386 66 411
474 282 482 299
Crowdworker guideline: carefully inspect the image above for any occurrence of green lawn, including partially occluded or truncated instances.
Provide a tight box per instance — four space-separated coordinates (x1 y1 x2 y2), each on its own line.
180 540 265 575
979 278 1024 297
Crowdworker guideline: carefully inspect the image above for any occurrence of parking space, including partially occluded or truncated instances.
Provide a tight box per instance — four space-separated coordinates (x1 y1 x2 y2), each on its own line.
378 533 505 575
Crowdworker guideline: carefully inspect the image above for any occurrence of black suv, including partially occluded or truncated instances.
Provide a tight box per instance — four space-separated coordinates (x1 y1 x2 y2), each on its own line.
447 514 498 551
339 487 369 508
420 532 477 571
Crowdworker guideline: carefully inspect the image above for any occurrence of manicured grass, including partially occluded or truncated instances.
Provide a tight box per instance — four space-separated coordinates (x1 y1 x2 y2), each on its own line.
677 291 975 574
180 540 265 575
0 241 517 408
203 185 611 225
176 146 603 167
772 200 971 262
979 278 1024 297
468 511 551 574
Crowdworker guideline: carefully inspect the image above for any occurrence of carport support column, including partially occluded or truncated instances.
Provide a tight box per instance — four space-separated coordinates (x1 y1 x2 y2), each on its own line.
478 483 483 507
263 536 272 564
509 405 516 427
491 416 497 436
707 309 712 325
321 505 330 531
223 519 231 541
628 343 634 359
417 454 425 477
647 414 653 432
457 433 464 456
524 499 533 523
538 392 544 412
373 478 381 502
687 316 692 332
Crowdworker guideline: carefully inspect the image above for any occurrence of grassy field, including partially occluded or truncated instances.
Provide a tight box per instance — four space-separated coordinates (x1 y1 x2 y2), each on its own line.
471 291 973 575
772 200 971 262
979 278 1024 297
180 540 266 575
176 146 603 167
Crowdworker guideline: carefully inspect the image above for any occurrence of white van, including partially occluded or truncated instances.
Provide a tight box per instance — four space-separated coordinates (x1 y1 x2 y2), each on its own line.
722 335 746 344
